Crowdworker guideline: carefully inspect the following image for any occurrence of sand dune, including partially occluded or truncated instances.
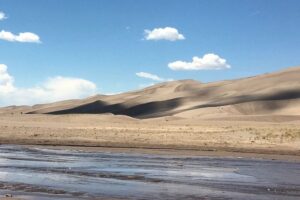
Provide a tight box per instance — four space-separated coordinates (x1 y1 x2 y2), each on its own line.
2 66 299 119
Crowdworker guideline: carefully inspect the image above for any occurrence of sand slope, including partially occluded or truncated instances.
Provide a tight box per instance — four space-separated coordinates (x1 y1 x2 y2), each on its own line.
1 66 300 119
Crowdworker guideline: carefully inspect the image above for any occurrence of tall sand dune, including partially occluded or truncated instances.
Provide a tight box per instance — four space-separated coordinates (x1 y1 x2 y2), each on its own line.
1 66 300 119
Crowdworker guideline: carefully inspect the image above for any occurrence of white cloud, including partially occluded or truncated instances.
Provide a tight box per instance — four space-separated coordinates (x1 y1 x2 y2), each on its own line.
168 53 231 70
0 11 7 21
0 64 15 93
136 72 163 81
0 30 41 43
0 64 97 106
144 27 185 41
136 72 173 82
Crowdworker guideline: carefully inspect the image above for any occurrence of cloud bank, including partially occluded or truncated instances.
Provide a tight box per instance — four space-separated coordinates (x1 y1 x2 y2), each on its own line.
0 64 97 106
0 30 41 43
144 27 185 41
0 11 7 20
136 72 173 82
168 53 231 70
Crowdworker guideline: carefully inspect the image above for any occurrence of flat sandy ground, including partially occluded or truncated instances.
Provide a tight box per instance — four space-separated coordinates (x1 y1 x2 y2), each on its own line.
0 113 300 156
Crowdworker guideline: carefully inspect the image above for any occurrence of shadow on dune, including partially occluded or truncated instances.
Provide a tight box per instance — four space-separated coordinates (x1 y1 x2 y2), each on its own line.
179 89 300 114
45 100 124 115
117 98 183 118
28 98 183 119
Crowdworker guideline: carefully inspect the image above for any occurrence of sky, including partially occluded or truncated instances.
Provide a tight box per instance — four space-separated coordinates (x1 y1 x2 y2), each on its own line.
1 0 300 106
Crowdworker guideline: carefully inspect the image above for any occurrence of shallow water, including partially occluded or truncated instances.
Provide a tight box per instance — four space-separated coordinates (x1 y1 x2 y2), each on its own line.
0 145 299 200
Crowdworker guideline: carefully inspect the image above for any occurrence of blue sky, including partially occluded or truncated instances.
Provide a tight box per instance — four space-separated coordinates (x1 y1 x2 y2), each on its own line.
1 0 300 105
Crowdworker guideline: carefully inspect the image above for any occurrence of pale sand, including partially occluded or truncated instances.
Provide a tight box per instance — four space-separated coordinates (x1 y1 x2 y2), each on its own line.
0 113 299 156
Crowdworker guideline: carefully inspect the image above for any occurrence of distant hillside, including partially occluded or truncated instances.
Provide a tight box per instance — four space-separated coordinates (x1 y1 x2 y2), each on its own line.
1 66 300 119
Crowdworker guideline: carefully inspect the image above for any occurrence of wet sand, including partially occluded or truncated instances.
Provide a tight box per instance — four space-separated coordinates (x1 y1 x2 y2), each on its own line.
0 145 299 200
37 145 300 162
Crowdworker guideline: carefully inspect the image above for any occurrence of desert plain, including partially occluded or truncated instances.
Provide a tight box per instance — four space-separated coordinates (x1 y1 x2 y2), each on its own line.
0 113 300 156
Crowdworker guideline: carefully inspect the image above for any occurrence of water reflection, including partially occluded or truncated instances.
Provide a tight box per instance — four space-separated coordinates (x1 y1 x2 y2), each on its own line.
0 145 299 200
